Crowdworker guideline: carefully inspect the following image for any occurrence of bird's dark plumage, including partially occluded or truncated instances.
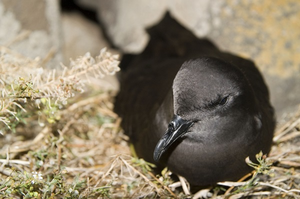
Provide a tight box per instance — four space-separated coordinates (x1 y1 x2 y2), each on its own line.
115 13 275 186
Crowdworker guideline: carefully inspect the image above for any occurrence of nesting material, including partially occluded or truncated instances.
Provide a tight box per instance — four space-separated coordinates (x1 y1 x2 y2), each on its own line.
0 47 299 198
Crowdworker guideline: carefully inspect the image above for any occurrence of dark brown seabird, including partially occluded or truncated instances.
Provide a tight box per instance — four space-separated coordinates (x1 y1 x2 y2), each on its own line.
114 13 275 186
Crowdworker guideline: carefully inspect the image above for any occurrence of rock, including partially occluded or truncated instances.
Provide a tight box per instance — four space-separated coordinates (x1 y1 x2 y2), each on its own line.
77 0 300 120
77 0 168 53
0 0 63 68
61 11 109 60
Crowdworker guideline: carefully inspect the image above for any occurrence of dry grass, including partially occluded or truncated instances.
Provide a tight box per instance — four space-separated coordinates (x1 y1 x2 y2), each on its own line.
0 46 299 198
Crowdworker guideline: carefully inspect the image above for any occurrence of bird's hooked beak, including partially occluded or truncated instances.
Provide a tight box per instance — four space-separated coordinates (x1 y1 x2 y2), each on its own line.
153 115 194 162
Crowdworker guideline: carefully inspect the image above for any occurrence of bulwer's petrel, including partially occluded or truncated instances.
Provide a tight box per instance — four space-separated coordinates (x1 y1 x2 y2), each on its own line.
115 13 275 186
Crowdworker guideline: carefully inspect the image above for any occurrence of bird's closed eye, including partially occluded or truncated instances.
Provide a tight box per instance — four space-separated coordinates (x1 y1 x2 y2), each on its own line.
219 96 229 105
206 95 229 108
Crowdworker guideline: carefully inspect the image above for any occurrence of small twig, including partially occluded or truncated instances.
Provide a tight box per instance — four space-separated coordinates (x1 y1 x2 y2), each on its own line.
147 171 178 198
0 159 30 165
0 147 10 169
218 180 300 198
0 126 49 155
41 47 56 66
217 181 248 187
112 117 122 135
95 157 120 187
0 166 13 176
120 157 161 194
32 126 50 145
63 94 112 113
4 30 31 47
226 191 271 199
228 191 300 199
192 188 212 199
224 171 254 196
168 181 182 190
178 175 191 195
0 148 14 176
57 119 76 137
273 117 300 142
259 182 300 194
277 131 300 142
278 160 300 167
57 144 62 170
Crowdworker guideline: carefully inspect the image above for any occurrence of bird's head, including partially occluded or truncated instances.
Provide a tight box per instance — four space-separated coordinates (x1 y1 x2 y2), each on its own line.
153 57 260 162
